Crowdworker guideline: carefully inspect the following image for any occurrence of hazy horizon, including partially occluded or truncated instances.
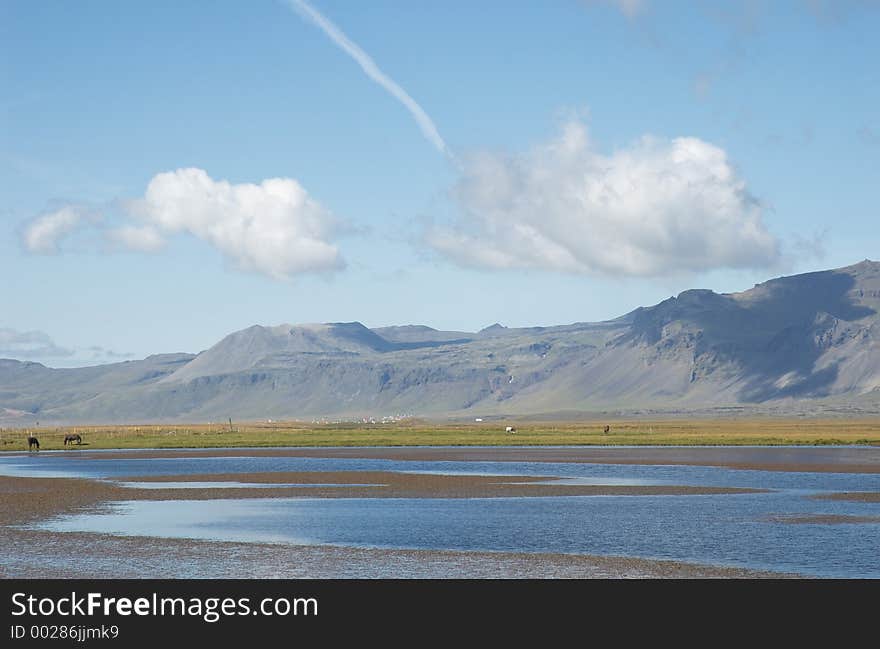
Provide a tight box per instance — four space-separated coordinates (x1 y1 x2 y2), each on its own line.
3 256 875 370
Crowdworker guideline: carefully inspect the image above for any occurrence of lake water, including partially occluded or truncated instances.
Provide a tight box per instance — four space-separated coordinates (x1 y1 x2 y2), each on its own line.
3 447 879 578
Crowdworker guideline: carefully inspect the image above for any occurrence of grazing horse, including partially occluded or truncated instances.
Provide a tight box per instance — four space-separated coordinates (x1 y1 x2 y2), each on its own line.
27 435 40 451
603 425 610 434
64 434 82 446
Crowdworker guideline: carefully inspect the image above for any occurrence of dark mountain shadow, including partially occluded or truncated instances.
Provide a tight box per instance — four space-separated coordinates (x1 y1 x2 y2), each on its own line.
620 270 875 403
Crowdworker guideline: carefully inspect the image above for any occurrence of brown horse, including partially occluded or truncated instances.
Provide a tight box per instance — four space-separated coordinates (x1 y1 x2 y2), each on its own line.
27 435 40 451
64 434 82 446
603 425 610 434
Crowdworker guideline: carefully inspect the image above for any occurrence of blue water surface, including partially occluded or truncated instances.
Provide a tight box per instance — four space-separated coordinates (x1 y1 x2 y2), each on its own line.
3 448 879 577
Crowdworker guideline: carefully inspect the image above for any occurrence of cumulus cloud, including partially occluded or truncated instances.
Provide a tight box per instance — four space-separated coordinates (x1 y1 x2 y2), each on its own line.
427 119 781 277
21 169 345 280
127 168 344 278
22 206 88 253
0 328 75 359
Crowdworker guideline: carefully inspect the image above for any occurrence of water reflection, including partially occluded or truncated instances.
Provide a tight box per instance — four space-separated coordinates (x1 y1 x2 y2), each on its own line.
4 448 880 578
3 452 880 493
32 492 880 578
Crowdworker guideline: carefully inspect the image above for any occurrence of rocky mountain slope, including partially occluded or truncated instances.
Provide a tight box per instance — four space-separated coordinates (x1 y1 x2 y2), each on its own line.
2 260 879 424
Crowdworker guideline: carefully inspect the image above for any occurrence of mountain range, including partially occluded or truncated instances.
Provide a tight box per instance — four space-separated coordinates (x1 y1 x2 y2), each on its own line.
3 260 880 425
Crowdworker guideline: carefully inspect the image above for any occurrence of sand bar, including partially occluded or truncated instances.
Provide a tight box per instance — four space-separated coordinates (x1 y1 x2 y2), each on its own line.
108 471 765 499
763 514 880 524
811 491 880 503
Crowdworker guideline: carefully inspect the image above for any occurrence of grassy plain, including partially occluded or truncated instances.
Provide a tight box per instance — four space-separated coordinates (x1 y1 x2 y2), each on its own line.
1 418 879 451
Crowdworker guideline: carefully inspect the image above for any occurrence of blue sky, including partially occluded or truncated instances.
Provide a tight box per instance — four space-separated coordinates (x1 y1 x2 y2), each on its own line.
1 0 878 366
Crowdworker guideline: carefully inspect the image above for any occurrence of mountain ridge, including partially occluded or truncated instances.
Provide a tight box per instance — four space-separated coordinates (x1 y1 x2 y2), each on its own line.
2 260 879 424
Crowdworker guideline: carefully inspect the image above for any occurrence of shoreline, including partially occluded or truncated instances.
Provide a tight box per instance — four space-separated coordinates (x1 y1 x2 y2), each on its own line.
35 444 880 473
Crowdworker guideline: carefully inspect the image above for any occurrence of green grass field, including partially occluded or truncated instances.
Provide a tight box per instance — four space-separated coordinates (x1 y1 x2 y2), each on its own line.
2 418 880 451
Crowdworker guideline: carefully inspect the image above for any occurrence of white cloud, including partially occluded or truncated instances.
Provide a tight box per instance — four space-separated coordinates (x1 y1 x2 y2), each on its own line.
427 119 781 277
129 168 344 279
21 169 345 280
0 329 136 366
286 0 452 159
0 328 74 359
108 225 166 252
22 206 86 253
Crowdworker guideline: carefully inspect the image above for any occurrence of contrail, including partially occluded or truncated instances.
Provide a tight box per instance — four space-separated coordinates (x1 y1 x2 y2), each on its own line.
286 0 453 160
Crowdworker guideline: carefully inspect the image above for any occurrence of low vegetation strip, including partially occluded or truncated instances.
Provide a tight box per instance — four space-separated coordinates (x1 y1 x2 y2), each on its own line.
1 418 880 452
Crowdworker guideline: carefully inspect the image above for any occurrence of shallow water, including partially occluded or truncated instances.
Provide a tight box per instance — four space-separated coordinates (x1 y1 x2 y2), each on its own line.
35 492 880 578
3 450 880 492
4 448 880 578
